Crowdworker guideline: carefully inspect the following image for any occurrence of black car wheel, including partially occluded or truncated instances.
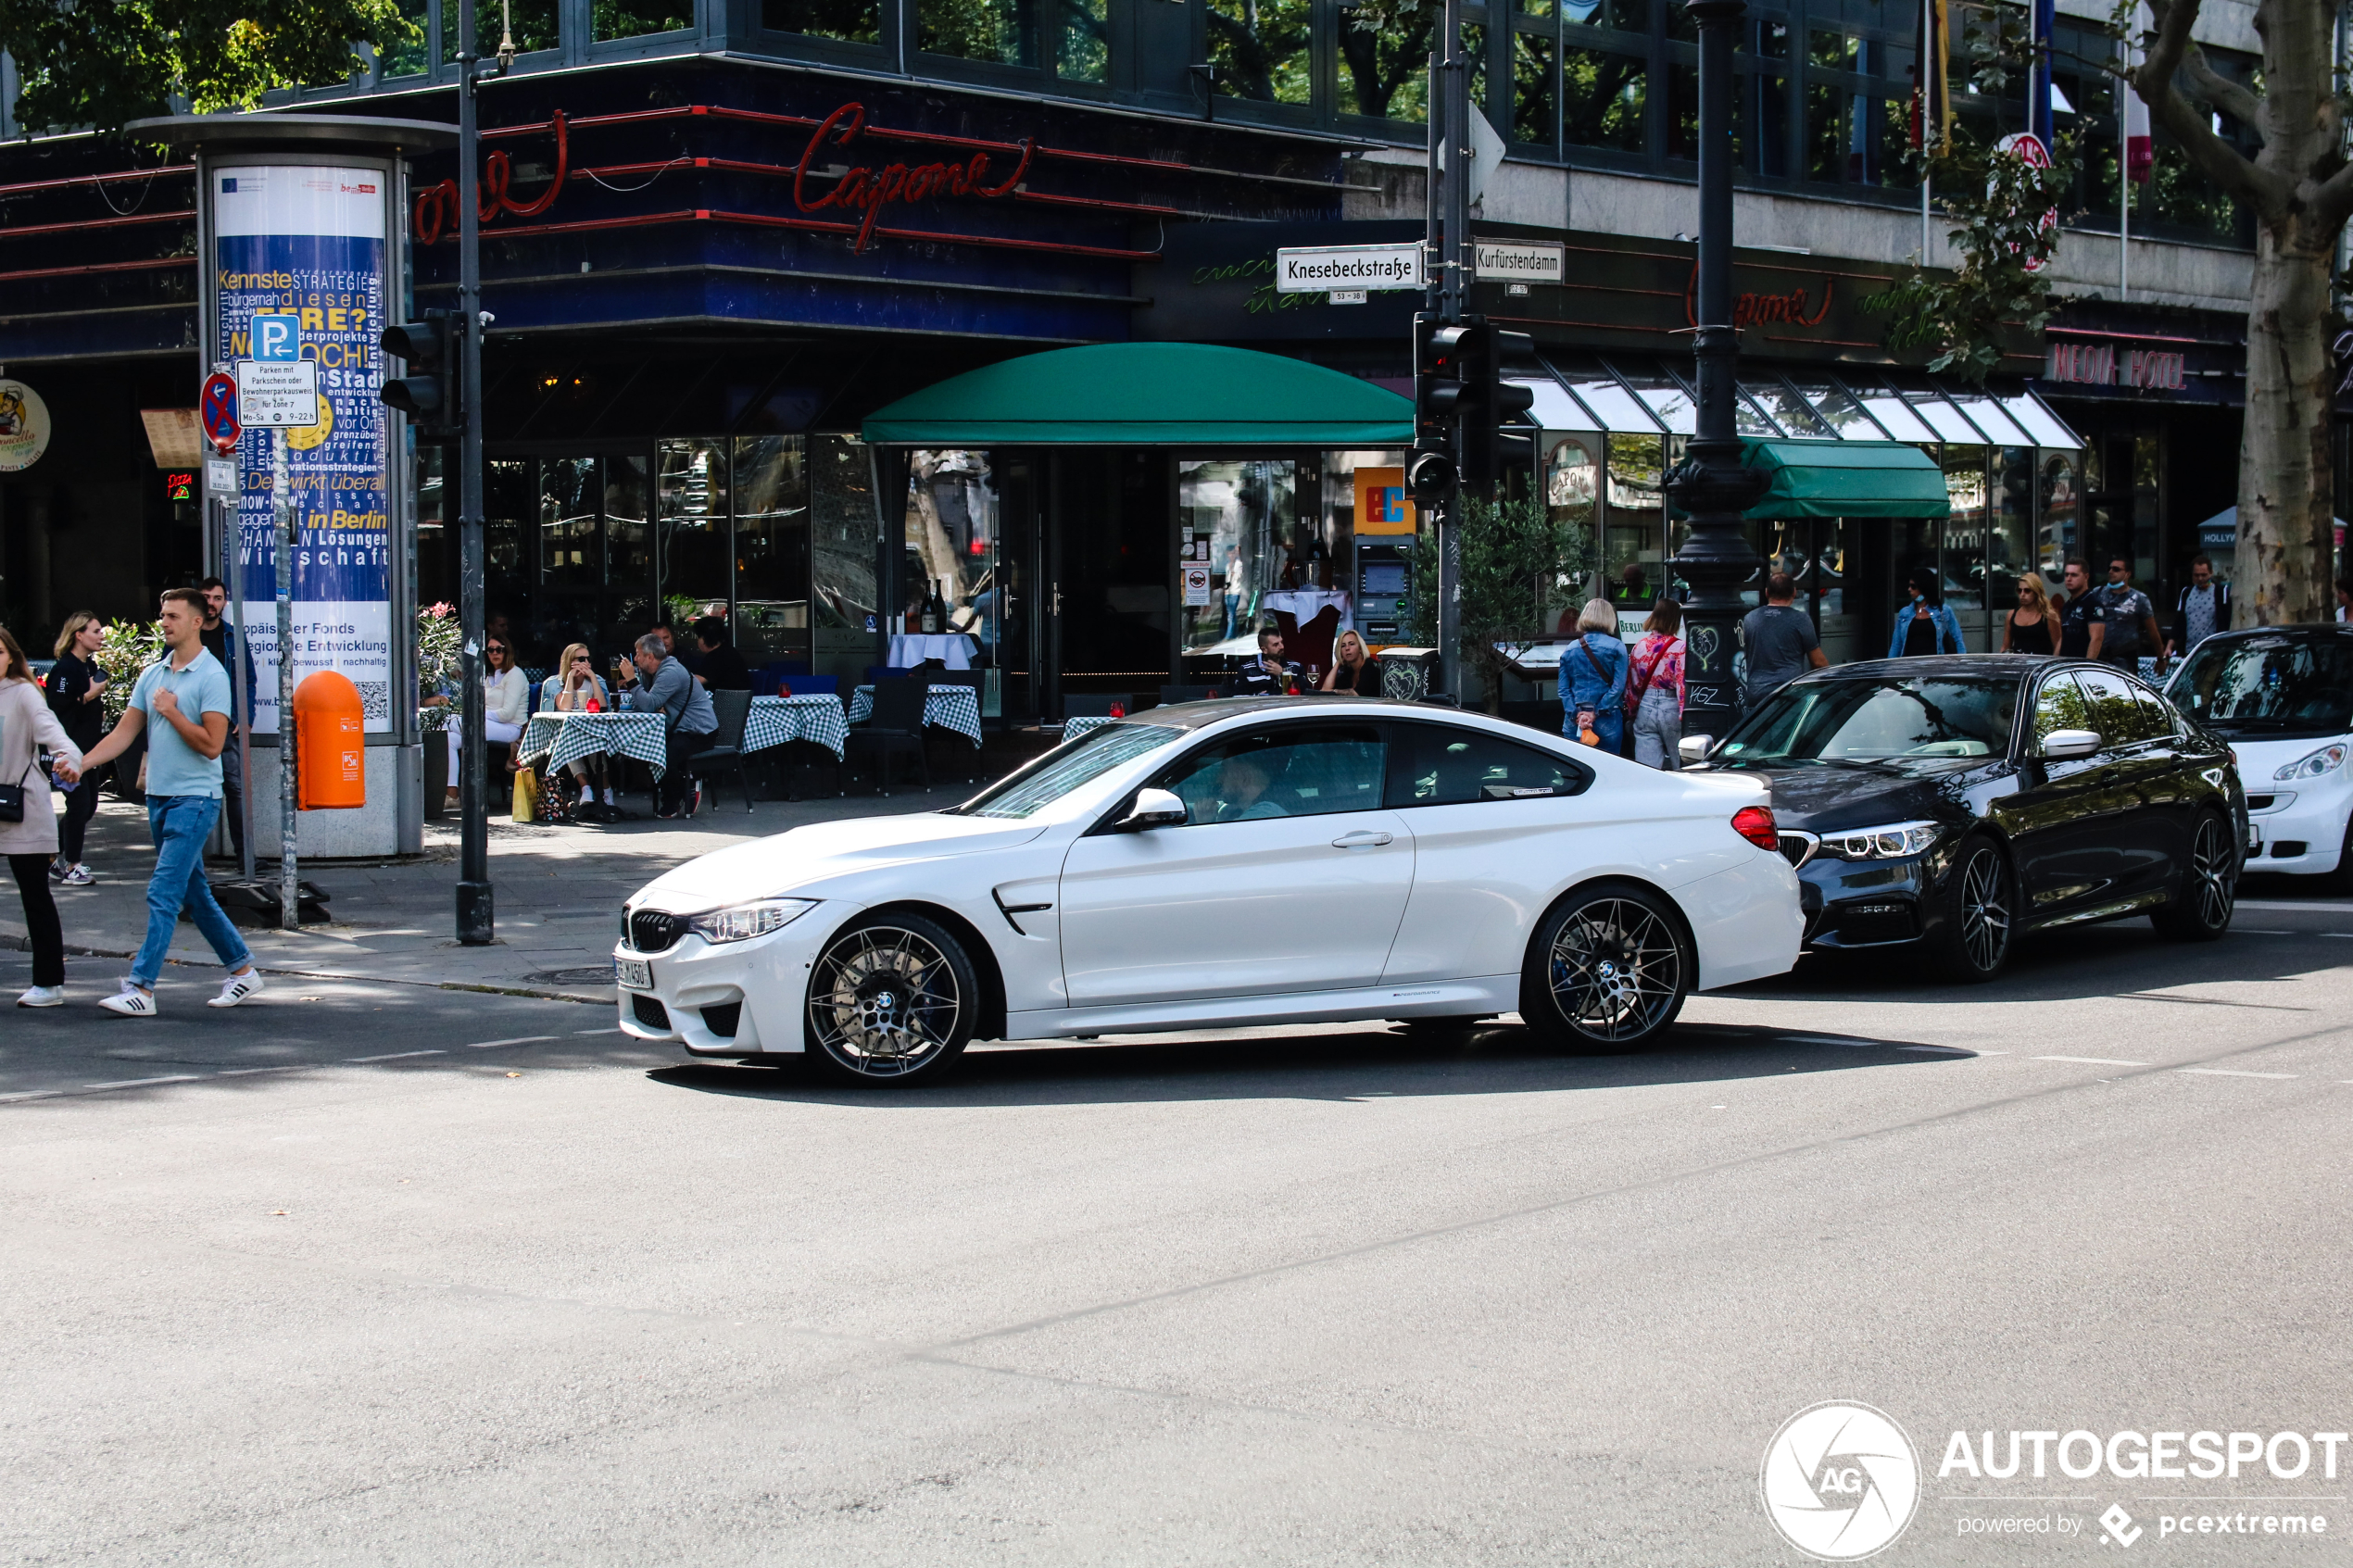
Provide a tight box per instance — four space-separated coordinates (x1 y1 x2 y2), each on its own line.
1520 883 1689 1053
2154 812 2236 942
1935 835 2014 983
805 914 977 1085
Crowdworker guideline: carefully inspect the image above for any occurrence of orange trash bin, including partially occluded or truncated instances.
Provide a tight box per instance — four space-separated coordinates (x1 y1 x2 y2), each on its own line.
293 670 367 810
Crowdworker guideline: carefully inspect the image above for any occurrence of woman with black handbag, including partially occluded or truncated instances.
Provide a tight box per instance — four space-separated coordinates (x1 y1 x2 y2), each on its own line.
0 623 82 1007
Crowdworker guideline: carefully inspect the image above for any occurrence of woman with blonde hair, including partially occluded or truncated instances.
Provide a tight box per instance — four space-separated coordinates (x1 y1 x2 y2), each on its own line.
2001 571 2061 655
2 623 83 1006
1319 628 1382 695
1558 597 1629 753
43 610 107 884
540 641 616 810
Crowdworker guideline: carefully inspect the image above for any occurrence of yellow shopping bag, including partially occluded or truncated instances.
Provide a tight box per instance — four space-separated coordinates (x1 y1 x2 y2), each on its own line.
510 766 540 822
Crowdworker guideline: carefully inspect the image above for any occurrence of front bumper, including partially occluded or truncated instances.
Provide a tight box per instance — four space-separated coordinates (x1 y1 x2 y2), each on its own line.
2241 783 2350 875
1793 847 1949 950
614 900 848 1057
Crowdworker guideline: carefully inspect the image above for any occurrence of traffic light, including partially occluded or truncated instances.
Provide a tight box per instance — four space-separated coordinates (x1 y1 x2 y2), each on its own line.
1406 443 1457 505
1415 313 1474 445
1462 327 1538 497
379 309 460 441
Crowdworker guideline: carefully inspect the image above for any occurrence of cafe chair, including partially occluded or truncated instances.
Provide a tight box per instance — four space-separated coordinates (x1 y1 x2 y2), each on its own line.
694 688 757 813
846 676 929 796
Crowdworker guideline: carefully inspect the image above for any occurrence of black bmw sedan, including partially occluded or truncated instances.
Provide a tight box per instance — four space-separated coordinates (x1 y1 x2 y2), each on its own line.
1690 656 2247 981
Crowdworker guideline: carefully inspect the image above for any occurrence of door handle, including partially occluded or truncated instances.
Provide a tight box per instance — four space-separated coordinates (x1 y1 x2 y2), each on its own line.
1331 830 1393 848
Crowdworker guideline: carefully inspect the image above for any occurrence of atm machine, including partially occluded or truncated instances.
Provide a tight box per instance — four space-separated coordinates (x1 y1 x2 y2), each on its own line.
1352 466 1416 645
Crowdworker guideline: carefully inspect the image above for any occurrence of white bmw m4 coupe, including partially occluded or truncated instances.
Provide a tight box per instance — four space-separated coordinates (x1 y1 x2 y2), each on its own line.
614 696 1804 1085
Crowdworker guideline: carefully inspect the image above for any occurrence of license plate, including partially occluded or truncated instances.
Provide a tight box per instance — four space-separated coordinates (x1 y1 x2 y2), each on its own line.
614 956 652 991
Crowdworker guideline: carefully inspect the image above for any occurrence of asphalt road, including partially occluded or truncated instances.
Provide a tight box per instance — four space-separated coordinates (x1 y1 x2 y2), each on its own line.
6 887 2353 1566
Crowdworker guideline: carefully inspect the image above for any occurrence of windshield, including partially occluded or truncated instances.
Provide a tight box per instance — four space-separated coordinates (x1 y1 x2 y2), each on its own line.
1718 676 2020 765
956 724 1181 820
2171 635 2353 734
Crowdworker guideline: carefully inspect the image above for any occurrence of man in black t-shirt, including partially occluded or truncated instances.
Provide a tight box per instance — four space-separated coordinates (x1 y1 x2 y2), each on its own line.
2057 560 2101 659
690 617 751 692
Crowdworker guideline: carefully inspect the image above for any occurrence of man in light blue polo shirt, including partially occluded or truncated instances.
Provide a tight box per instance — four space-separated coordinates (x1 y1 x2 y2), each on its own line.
69 587 263 1016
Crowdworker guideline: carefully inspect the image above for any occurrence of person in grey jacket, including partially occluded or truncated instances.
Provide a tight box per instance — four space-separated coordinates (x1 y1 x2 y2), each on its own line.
621 632 716 817
2 623 82 1007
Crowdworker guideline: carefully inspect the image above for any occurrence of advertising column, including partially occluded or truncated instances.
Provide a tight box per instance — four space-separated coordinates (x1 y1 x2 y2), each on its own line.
208 160 410 856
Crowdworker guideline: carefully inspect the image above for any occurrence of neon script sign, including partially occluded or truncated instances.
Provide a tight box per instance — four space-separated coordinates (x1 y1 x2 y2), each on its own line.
1684 264 1836 332
795 104 1033 253
413 113 570 245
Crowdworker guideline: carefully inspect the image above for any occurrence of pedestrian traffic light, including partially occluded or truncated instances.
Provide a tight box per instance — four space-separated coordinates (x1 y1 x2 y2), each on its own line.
1407 443 1457 505
1415 313 1475 445
1461 327 1538 497
379 310 460 441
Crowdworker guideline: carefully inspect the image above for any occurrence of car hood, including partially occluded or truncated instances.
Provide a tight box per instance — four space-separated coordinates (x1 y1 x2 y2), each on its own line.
633 812 1052 909
1725 762 1974 833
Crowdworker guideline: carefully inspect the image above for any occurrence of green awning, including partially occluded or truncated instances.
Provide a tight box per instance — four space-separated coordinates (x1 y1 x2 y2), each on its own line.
862 343 1416 446
1743 438 1952 520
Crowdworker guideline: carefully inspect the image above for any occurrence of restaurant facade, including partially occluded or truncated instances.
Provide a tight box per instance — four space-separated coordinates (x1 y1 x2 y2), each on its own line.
0 0 2309 722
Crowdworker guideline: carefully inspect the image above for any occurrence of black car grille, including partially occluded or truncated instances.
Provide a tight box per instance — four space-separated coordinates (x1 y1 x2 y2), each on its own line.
1831 901 1917 945
2245 795 2275 810
1777 832 1818 870
631 993 671 1031
628 909 686 953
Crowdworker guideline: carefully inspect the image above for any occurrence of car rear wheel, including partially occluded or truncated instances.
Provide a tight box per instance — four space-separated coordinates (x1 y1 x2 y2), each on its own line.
1934 835 2014 983
2154 811 2236 942
1519 883 1689 1054
805 914 977 1085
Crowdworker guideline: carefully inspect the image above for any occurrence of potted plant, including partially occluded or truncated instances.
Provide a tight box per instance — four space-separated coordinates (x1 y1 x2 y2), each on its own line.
416 603 462 812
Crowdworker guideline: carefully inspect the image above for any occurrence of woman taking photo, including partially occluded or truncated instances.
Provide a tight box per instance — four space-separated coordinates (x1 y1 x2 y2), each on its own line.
2001 572 2061 655
1624 599 1687 770
44 611 107 884
1319 630 1382 695
1559 598 1629 754
2 624 83 1007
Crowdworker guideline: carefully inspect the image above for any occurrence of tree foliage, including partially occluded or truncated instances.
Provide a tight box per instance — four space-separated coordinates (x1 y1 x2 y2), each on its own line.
0 0 414 132
1407 496 1593 712
1865 7 2077 383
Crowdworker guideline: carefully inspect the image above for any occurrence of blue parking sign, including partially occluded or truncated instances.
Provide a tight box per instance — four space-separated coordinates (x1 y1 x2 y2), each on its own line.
250 311 300 361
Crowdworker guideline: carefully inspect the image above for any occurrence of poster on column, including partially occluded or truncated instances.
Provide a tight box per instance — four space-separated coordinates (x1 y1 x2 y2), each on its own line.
213 165 393 734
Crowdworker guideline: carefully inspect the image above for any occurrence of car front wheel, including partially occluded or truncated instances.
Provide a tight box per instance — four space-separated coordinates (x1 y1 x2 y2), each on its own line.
1934 835 2015 983
1519 883 1690 1054
2154 811 2236 942
804 913 978 1085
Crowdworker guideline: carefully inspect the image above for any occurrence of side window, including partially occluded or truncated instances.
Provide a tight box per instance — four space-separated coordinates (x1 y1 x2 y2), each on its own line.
2133 684 2181 739
1156 725 1388 824
1390 724 1590 807
2034 672 2095 745
2074 668 2160 745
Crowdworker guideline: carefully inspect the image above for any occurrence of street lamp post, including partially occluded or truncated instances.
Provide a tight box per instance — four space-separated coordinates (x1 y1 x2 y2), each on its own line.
455 1 493 945
1666 0 1767 746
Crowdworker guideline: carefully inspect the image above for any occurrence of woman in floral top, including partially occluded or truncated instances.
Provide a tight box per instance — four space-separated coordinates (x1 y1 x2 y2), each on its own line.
1624 599 1687 770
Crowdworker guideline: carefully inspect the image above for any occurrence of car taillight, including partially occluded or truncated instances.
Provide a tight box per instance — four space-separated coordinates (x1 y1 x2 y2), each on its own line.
1731 805 1779 849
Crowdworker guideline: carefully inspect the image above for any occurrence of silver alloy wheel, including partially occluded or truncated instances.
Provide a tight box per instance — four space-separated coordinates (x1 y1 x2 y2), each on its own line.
1546 897 1683 1042
808 924 963 1077
1957 846 2011 973
2187 814 2234 929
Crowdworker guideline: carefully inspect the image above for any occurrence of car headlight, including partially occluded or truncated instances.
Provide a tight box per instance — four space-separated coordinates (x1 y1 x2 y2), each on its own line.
688 898 818 944
2275 744 2347 782
1819 821 1942 859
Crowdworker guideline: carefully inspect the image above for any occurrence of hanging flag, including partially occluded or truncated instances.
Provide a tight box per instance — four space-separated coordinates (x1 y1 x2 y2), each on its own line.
2124 2 2154 182
1933 0 1955 153
1913 0 1954 153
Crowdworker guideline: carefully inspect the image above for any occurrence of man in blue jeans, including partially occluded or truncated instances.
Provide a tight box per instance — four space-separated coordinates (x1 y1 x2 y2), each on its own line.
68 587 263 1016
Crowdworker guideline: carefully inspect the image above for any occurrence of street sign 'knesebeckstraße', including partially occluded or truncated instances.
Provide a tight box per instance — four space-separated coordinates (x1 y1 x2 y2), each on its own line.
1274 242 1423 295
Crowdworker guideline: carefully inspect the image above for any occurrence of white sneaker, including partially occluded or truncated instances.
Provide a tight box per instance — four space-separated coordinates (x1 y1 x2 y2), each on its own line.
16 985 63 1008
60 864 94 887
602 788 617 806
101 987 158 1017
208 971 265 1009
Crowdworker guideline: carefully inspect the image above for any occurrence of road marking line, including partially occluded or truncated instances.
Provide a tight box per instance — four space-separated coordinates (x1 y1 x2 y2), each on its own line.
345 1050 447 1063
2236 899 2353 912
212 1065 308 1077
2235 929 2296 935
81 1075 201 1090
2176 1068 2298 1079
0 1090 64 1103
2120 990 2310 1011
573 1027 622 1036
2035 1056 2151 1066
462 1035 557 1049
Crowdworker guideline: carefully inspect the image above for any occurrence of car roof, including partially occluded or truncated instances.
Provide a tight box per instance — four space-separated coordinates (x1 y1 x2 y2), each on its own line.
1800 655 2050 682
2196 621 2353 646
1118 695 1496 732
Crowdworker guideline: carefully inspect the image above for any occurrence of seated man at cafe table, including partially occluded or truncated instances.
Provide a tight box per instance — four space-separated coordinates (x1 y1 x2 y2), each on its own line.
1227 625 1305 696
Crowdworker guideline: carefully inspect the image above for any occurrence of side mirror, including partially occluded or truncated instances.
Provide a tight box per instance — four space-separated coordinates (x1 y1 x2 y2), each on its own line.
2041 728 2102 760
1678 734 1714 765
1117 787 1188 831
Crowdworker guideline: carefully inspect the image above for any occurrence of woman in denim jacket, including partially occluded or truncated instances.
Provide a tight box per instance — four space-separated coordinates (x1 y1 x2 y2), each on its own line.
1559 597 1629 754
1886 568 1965 659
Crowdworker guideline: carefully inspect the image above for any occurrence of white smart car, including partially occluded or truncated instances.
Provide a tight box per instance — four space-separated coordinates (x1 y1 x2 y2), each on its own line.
2167 623 2353 886
614 696 1804 1085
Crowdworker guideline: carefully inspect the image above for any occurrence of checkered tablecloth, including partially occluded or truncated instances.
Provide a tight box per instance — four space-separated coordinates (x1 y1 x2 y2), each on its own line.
847 684 984 746
519 711 673 779
744 695 850 759
1062 716 1116 741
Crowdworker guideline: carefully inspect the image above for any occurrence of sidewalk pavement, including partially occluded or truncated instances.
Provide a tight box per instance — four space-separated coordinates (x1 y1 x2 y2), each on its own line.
1 786 942 1004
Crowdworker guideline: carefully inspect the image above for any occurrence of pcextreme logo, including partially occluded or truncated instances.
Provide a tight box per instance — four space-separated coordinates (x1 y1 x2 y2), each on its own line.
1761 1401 1922 1561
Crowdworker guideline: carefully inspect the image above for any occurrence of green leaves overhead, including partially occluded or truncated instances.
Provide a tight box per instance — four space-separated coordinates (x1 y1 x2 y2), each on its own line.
0 0 417 133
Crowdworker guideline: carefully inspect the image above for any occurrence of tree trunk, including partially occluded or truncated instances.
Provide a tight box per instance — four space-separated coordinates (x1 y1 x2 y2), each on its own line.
2237 220 2336 626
